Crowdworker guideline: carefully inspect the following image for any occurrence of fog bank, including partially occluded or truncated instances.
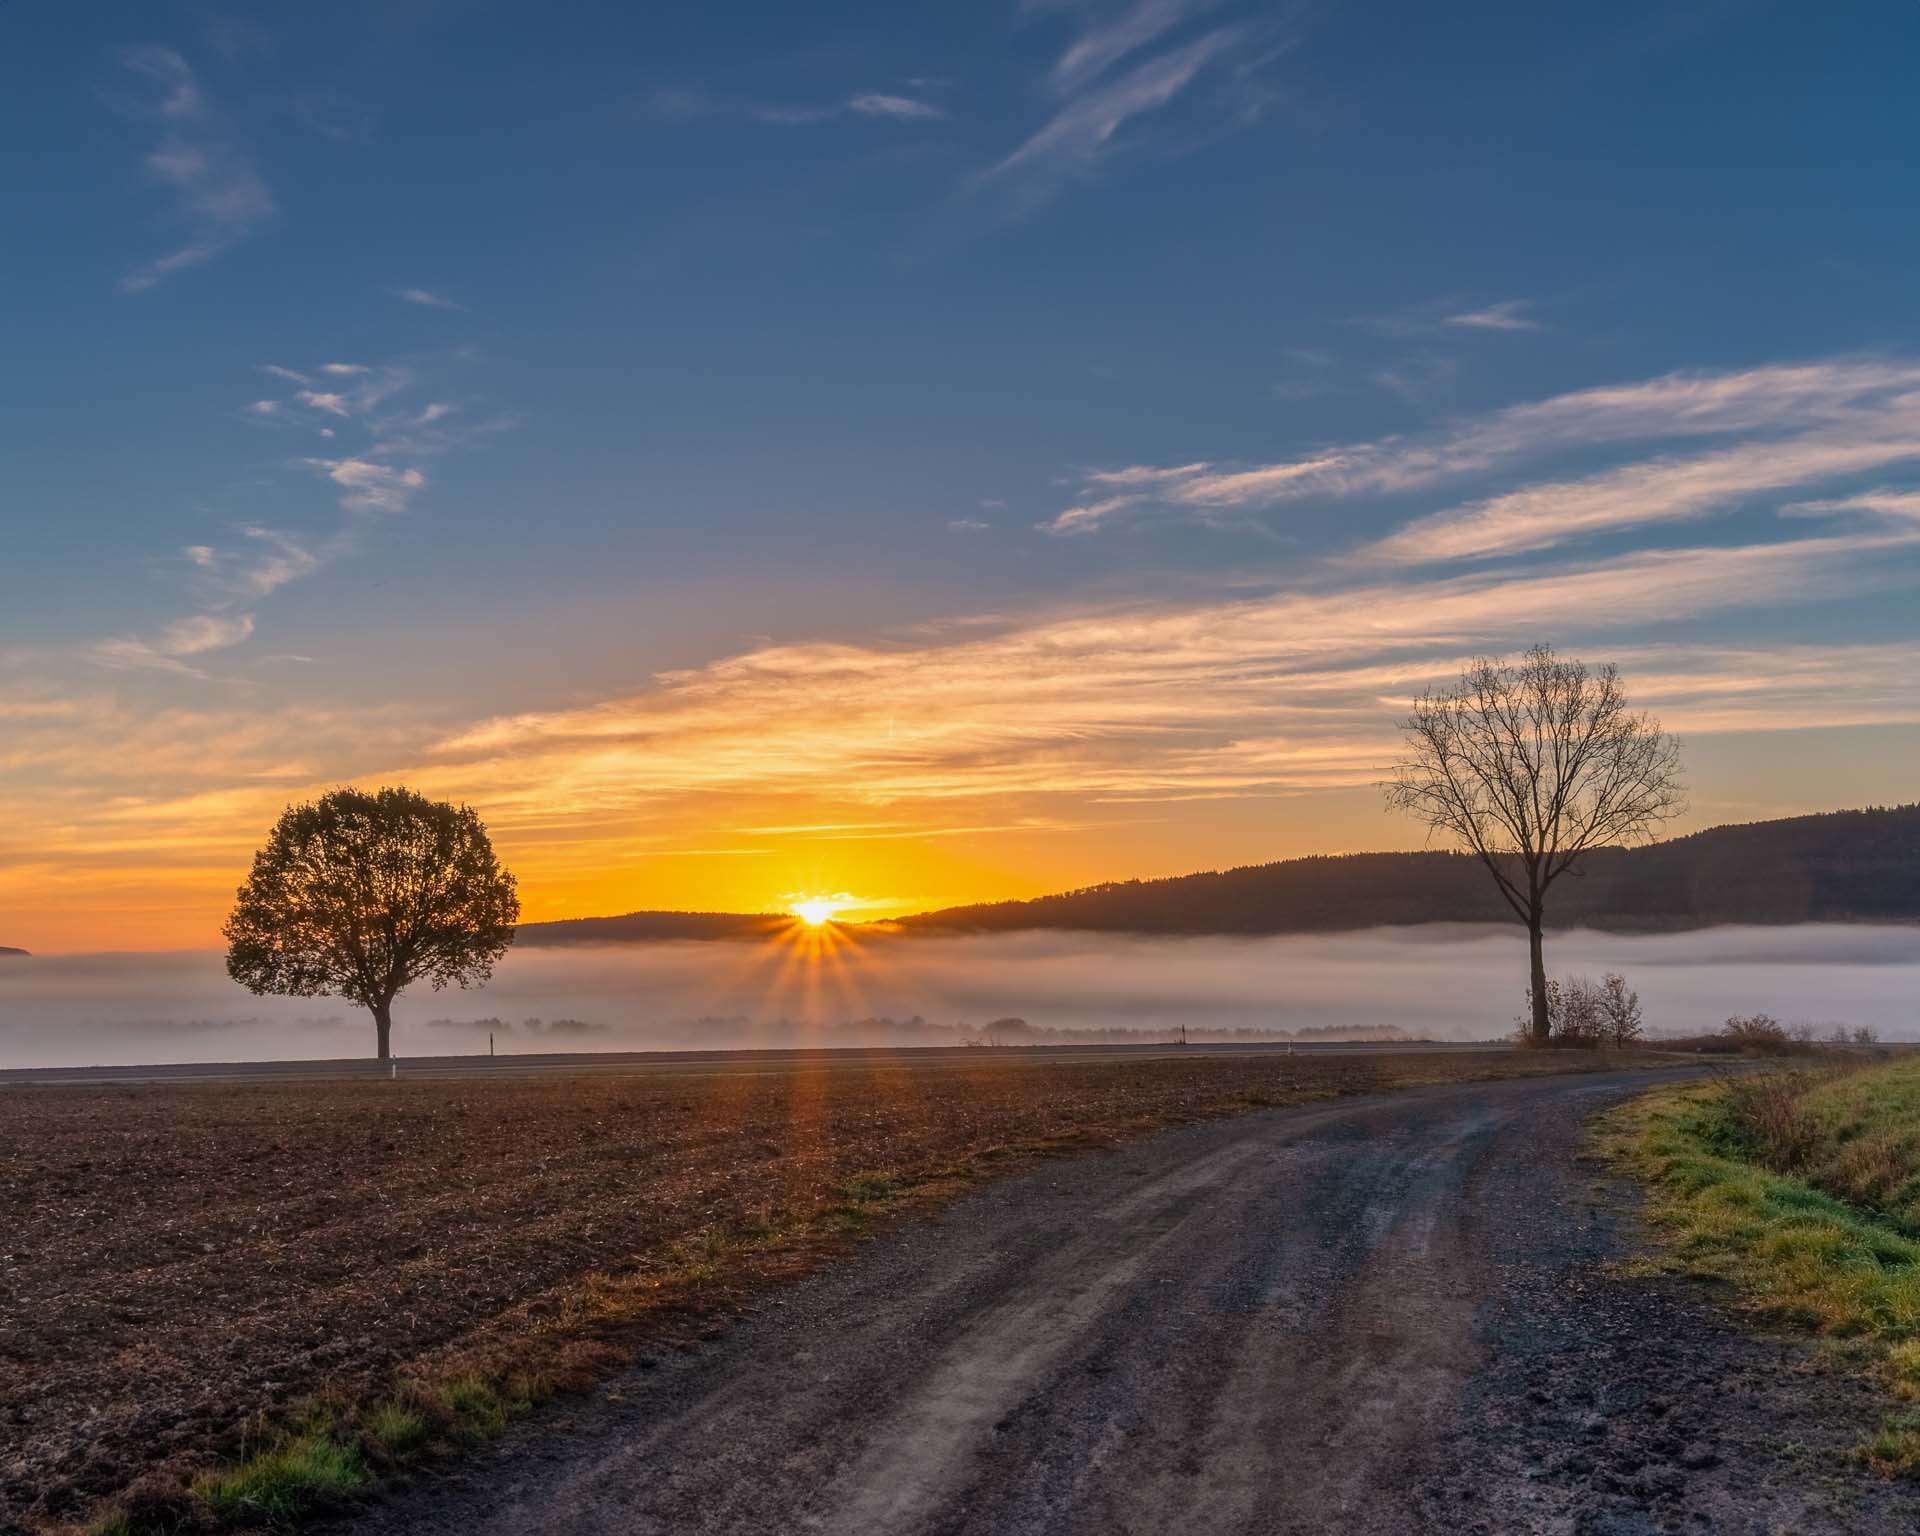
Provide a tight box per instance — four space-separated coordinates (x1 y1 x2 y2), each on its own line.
0 923 1915 1069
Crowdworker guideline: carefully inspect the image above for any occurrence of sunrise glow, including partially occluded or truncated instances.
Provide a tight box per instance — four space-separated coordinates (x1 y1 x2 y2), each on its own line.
4 8 1919 965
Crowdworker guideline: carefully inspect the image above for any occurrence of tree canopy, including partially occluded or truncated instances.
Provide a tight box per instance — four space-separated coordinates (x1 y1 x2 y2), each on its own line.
225 786 519 1058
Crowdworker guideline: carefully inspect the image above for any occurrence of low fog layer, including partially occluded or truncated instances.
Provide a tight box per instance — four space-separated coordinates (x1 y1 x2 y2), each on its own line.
1 924 1915 1069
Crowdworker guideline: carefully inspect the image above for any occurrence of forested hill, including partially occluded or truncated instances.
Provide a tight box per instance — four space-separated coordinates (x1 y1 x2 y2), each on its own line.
896 805 1920 936
0 947 26 958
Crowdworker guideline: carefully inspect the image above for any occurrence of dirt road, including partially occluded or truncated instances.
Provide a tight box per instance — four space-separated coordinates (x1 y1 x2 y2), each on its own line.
344 1069 1920 1535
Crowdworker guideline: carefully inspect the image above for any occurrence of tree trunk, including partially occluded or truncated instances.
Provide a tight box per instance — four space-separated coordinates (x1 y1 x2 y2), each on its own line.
372 1000 393 1061
1528 916 1550 1044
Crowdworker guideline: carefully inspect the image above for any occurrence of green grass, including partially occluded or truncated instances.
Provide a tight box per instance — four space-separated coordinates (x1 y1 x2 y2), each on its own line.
439 1372 537 1440
189 1427 367 1524
1604 1061 1920 1473
1740 1062 1920 1233
362 1398 431 1457
823 1168 901 1228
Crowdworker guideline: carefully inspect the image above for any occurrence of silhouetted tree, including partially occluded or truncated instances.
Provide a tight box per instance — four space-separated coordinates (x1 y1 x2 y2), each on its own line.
224 787 519 1059
1386 645 1683 1043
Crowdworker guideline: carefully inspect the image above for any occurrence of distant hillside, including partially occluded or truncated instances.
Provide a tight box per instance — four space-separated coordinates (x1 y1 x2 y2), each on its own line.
508 807 1920 946
897 805 1920 936
515 911 790 946
0 946 27 958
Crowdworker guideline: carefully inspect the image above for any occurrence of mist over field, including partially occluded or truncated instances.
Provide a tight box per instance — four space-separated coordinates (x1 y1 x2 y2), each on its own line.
0 924 1914 1070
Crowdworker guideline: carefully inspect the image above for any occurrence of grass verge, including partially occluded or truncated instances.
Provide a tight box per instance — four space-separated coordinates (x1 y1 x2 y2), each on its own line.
1599 1060 1920 1474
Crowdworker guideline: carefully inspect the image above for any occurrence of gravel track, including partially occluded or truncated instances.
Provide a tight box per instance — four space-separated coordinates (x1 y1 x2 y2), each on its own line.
341 1067 1920 1535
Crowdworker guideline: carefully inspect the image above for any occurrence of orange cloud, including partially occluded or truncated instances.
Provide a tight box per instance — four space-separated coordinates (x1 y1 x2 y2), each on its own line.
6 521 1920 953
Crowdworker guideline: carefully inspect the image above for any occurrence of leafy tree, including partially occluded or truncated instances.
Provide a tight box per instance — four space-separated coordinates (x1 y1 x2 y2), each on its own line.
225 787 519 1059
1386 645 1684 1044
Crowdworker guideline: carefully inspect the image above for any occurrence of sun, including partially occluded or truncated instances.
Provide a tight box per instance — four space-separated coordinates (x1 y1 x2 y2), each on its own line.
790 897 840 927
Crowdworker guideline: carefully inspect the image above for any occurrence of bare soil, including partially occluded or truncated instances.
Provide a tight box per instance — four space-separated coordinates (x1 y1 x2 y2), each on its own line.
0 1047 1605 1530
337 1068 1920 1536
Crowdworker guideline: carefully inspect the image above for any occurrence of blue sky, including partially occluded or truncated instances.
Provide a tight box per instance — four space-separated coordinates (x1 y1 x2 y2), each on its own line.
4 1 1920 949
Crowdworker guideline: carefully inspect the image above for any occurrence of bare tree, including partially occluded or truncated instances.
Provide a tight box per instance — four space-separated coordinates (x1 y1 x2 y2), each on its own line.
1385 645 1684 1044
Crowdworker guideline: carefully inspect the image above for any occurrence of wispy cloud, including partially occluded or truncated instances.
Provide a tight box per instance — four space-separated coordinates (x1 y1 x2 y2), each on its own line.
93 612 257 676
847 92 943 120
88 525 319 680
185 528 321 601
1045 358 1920 537
1369 433 1920 566
1043 0 1224 92
254 364 411 427
652 85 948 129
991 25 1243 193
23 495 1920 943
393 287 465 311
433 527 1920 810
115 48 272 292
301 457 427 515
1365 297 1542 337
1445 298 1542 333
1785 489 1920 523
90 354 487 685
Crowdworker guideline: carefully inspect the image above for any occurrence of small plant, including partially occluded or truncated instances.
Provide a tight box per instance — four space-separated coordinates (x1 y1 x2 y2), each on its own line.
1720 1070 1826 1170
1862 1416 1920 1476
363 1399 431 1458
440 1373 534 1439
824 1169 900 1227
842 1170 897 1203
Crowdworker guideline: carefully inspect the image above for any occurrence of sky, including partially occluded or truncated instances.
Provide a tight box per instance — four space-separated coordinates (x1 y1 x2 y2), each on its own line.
4 0 1920 953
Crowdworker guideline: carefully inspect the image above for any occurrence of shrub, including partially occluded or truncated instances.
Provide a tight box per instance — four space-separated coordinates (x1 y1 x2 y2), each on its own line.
1721 1071 1828 1170
1598 972 1644 1045
1517 972 1642 1048
1722 1013 1790 1046
1558 975 1606 1046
